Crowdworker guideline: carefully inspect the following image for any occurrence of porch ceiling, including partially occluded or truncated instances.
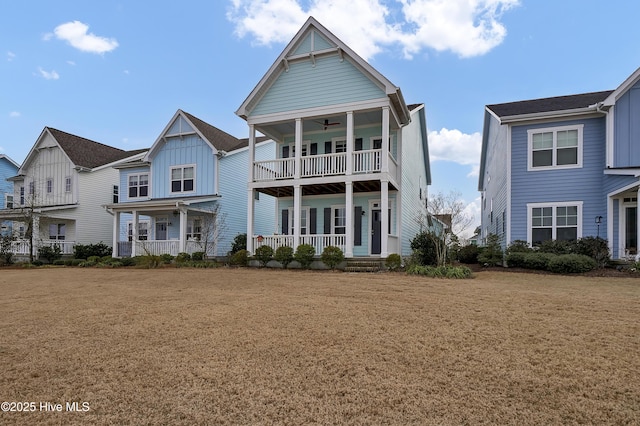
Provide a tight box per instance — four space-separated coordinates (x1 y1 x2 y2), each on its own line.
256 180 398 198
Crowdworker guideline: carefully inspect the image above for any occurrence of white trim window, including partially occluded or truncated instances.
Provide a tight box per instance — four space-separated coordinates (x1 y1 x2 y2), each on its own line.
528 202 583 246
332 205 346 234
332 138 346 153
528 125 583 170
288 207 310 235
65 176 72 193
49 223 66 241
5 194 13 209
187 218 202 241
128 221 149 241
171 165 195 193
46 178 53 194
128 173 149 199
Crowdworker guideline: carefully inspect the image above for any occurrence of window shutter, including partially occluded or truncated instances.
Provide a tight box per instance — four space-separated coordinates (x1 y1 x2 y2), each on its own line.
282 145 289 158
310 208 317 234
310 143 318 156
389 209 392 234
354 206 362 246
325 141 332 154
355 138 363 151
324 208 331 234
282 209 289 235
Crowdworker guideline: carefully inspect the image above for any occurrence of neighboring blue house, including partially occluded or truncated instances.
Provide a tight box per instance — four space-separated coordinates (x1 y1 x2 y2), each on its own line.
106 109 275 257
478 66 640 260
236 17 433 258
0 154 20 236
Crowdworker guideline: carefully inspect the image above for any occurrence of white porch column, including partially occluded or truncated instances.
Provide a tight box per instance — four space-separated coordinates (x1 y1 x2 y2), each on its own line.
381 106 390 174
293 184 302 249
294 118 302 179
381 180 389 258
32 215 40 258
247 188 255 254
345 181 354 258
248 124 256 183
131 210 138 257
179 208 187 253
112 211 119 257
346 111 354 176
637 186 640 257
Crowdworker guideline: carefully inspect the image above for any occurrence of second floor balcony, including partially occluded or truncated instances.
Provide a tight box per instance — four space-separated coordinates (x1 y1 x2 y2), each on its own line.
252 149 398 183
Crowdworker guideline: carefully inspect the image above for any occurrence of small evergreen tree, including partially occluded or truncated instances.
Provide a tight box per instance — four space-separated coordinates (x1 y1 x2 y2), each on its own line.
478 233 503 266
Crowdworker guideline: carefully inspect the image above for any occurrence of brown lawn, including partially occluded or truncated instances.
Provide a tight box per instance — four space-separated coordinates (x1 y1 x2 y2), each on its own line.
0 268 638 425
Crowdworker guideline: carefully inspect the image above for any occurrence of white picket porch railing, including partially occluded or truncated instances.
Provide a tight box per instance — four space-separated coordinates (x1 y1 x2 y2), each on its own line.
353 149 382 174
301 152 346 177
9 240 75 256
253 234 345 256
253 158 295 181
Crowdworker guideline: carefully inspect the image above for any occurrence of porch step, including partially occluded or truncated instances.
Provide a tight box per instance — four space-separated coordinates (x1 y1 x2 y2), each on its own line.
344 260 383 273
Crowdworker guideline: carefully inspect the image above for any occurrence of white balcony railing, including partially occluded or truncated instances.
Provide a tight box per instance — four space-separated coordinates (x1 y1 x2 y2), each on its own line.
254 158 295 181
301 153 346 177
353 149 382 174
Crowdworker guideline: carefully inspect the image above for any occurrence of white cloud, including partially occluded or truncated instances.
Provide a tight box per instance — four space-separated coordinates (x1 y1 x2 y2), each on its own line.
461 196 482 238
52 21 118 54
7 51 15 61
67 60 76 66
9 111 20 118
428 128 481 176
227 0 519 60
38 67 60 80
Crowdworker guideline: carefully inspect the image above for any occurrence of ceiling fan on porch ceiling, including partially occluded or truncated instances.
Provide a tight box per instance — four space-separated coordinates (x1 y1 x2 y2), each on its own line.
315 118 341 130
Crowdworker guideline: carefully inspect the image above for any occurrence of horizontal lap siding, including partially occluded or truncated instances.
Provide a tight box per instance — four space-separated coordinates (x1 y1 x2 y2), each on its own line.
251 55 385 117
0 159 18 208
75 168 121 245
481 115 509 247
510 117 606 242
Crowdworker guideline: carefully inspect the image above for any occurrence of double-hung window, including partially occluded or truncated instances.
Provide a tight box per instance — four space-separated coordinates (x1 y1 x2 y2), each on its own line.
49 223 66 240
128 222 149 241
46 178 53 194
528 202 582 246
128 174 149 199
19 187 24 205
5 194 13 209
171 166 195 193
528 125 583 170
288 207 310 235
187 218 202 240
332 206 346 235
65 177 72 193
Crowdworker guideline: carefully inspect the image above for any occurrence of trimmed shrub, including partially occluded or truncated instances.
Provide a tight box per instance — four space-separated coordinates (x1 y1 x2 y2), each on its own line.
385 253 403 271
294 244 316 269
191 251 205 261
274 246 294 269
175 252 191 263
506 251 527 268
229 249 249 266
321 246 344 270
159 253 174 264
254 245 274 267
229 234 247 255
574 237 610 268
537 239 573 255
522 252 555 270
457 245 479 264
506 240 531 255
73 242 111 259
547 254 597 274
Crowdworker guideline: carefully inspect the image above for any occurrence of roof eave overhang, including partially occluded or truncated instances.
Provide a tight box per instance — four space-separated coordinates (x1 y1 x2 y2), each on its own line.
496 107 603 124
104 196 221 212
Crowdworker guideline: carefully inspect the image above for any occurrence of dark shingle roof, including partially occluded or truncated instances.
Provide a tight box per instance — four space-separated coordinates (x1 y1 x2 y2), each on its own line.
48 128 143 169
181 110 242 152
487 90 614 118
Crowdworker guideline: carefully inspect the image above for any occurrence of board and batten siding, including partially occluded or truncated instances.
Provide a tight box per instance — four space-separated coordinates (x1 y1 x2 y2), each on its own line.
510 117 606 242
614 80 640 167
218 141 277 255
20 145 77 207
150 135 216 198
399 107 429 256
250 54 385 117
480 115 509 248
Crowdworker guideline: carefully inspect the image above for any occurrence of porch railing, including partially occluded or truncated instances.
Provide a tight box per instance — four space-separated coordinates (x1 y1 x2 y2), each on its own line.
118 240 212 257
301 153 346 177
9 240 75 256
353 149 382 174
254 158 295 181
253 234 345 256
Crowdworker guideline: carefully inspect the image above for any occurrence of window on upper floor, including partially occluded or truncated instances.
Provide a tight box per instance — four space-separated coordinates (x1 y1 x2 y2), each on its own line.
65 177 72 193
528 202 582 246
128 174 149 199
5 194 13 209
528 125 583 170
46 178 53 194
171 166 195 193
28 182 34 196
19 187 24 205
113 185 119 204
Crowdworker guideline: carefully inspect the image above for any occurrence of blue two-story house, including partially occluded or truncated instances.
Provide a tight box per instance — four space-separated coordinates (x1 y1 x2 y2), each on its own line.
106 109 275 257
479 66 640 260
236 17 433 258
0 154 20 236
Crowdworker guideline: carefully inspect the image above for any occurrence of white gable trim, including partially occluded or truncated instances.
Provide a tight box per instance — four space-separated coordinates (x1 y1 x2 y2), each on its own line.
19 128 74 174
144 110 218 161
603 66 640 106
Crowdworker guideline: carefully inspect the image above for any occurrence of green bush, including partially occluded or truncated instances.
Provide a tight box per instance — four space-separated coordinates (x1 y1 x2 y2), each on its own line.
457 245 479 264
522 252 555 270
120 257 137 267
321 246 344 270
191 251 205 261
537 239 573 255
254 245 274 267
409 231 438 266
73 242 111 259
137 255 162 269
229 249 249 266
547 254 597 274
477 234 503 266
229 234 247 255
574 237 610 267
406 264 473 279
175 252 191 263
385 253 403 271
505 251 527 268
505 240 531 255
38 245 62 263
294 244 316 269
160 253 174 264
274 246 294 269
87 255 102 263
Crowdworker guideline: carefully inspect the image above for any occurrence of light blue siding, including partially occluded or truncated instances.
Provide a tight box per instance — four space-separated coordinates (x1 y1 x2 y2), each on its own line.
119 165 151 203
614 81 640 167
510 117 606 242
150 135 216 198
250 54 385 117
0 157 19 235
218 141 276 255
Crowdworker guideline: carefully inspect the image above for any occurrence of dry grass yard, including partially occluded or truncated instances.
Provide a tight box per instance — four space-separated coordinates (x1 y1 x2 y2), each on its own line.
0 268 638 425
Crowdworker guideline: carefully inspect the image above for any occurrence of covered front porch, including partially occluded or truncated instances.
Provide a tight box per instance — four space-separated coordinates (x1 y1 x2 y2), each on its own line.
105 196 221 258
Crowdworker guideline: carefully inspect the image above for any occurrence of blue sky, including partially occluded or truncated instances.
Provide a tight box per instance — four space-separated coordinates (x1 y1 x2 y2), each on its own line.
2 0 640 235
